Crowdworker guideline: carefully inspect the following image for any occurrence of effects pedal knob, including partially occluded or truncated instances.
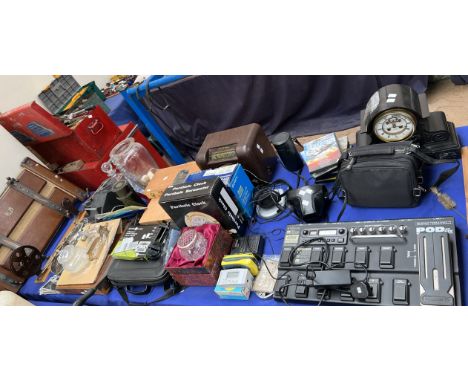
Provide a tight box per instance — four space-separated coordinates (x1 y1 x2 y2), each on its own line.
398 225 407 234
378 226 386 234
368 227 376 235
358 227 366 235
388 226 397 234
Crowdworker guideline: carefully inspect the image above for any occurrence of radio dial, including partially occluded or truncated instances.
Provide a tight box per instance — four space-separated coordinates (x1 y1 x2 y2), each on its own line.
350 227 357 235
378 226 386 234
358 227 366 235
398 225 407 234
368 227 376 234
388 226 397 234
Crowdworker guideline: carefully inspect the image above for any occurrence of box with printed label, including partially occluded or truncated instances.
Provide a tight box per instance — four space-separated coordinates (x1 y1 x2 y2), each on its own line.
158 177 246 234
185 164 254 218
111 224 169 261
214 268 253 300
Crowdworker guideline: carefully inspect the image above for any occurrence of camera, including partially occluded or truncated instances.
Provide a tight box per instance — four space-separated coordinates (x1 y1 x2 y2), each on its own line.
355 84 461 159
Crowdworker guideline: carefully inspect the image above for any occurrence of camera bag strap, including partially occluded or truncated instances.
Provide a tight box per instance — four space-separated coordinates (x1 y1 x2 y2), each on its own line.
116 278 182 306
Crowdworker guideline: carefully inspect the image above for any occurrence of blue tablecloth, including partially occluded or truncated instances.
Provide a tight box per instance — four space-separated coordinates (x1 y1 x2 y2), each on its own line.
20 127 468 306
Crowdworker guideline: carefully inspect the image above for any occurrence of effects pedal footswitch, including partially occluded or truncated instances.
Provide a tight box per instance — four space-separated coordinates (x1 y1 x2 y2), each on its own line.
274 217 461 306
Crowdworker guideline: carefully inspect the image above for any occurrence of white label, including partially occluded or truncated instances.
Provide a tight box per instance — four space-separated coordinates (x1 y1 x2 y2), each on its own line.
204 164 236 176
302 200 310 207
136 241 151 253
387 93 397 103
220 188 238 215
114 238 136 253
284 234 299 244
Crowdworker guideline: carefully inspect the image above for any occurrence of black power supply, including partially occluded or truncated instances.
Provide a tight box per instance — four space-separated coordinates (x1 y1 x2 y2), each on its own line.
230 235 265 260
311 269 352 288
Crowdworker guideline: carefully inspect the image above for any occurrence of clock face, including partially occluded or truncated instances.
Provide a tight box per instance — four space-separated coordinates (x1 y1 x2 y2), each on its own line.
373 109 417 142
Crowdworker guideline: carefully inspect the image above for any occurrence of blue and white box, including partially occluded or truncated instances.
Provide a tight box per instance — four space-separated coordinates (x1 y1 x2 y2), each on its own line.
214 268 254 300
186 164 254 218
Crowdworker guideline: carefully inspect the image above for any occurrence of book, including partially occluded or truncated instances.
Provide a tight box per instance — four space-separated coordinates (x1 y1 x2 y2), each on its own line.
301 133 341 175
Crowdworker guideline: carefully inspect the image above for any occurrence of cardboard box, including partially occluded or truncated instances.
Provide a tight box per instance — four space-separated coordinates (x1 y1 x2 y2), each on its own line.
144 161 200 199
139 198 171 225
186 164 254 218
165 224 232 286
139 161 200 225
214 268 254 300
158 177 246 234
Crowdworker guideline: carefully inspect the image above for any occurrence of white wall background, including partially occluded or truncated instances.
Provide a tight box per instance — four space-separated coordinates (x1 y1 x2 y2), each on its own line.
0 75 111 192
0 75 111 112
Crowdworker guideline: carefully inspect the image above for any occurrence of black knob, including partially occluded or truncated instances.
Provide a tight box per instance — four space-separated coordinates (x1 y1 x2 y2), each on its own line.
303 230 309 235
338 228 345 234
368 227 376 234
358 227 366 235
398 225 407 234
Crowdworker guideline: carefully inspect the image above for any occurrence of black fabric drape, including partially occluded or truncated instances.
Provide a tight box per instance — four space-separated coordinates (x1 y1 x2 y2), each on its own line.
141 75 428 156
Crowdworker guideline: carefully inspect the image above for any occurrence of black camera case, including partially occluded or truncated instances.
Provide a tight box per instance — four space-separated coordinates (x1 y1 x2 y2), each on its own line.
338 142 424 208
337 140 459 209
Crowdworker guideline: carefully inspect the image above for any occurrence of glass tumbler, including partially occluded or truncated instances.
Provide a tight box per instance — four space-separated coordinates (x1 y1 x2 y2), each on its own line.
176 229 208 262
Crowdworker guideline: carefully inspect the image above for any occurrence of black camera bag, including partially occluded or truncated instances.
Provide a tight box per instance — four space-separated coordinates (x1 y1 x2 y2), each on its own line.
336 141 458 213
106 257 181 305
73 225 182 306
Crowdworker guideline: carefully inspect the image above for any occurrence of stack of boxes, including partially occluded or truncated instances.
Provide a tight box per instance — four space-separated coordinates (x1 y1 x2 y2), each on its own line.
141 162 262 298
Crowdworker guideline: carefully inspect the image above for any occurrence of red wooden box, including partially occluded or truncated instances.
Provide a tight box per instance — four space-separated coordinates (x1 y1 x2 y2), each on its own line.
165 224 233 286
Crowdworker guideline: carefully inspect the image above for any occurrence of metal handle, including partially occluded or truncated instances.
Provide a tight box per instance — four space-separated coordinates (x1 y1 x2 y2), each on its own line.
0 233 21 250
88 119 104 135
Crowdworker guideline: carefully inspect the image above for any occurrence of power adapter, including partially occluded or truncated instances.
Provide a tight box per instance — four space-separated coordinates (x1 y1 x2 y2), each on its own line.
311 269 352 288
230 235 265 260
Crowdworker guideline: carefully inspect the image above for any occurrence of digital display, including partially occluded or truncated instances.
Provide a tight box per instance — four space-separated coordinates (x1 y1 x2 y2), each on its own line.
319 229 337 236
208 144 237 162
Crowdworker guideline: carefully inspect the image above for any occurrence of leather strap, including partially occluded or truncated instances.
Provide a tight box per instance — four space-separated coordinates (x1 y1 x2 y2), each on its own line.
432 160 460 189
117 279 182 306
126 285 152 295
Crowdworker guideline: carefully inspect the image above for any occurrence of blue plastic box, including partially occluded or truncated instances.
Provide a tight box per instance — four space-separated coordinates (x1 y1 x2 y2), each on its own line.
186 164 254 218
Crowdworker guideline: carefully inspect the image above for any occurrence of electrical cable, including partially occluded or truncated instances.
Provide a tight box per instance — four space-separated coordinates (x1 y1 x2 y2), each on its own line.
247 227 370 305
317 289 327 306
243 169 271 185
276 160 311 188
245 168 308 225
287 236 331 266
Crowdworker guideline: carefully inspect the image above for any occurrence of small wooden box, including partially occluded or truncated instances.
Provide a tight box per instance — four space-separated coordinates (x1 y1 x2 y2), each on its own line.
165 224 232 286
